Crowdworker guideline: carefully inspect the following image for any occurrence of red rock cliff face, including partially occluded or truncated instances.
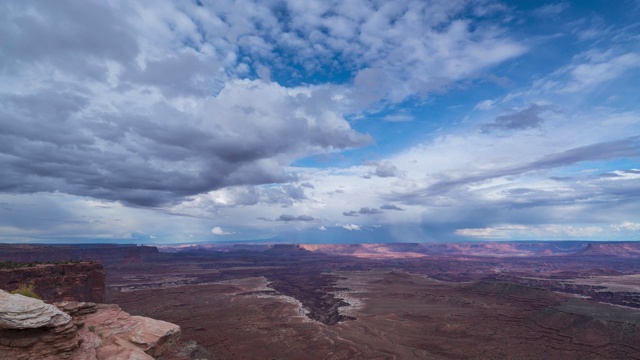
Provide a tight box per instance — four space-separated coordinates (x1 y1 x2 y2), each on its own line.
0 262 105 303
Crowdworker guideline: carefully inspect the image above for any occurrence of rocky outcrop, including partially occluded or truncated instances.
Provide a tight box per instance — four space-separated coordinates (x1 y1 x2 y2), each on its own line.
0 262 105 303
0 291 84 359
78 303 180 359
0 290 180 360
0 291 71 329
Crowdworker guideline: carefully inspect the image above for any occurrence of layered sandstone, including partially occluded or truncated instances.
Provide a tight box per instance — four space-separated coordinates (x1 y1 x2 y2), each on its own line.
0 290 180 360
0 290 71 329
0 262 105 303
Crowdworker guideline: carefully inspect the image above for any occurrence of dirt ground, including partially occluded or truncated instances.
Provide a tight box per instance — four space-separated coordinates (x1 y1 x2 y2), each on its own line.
110 269 640 359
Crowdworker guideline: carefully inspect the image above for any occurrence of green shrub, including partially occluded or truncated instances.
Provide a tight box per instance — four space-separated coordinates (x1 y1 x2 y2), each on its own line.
10 284 41 300
88 325 95 332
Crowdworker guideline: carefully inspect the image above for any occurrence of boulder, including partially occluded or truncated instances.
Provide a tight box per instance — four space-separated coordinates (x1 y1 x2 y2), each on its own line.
0 290 71 329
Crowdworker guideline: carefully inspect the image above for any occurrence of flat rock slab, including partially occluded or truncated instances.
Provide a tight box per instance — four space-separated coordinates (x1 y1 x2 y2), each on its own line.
0 290 71 329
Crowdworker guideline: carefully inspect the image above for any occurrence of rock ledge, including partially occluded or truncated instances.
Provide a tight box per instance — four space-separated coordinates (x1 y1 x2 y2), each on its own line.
0 290 180 360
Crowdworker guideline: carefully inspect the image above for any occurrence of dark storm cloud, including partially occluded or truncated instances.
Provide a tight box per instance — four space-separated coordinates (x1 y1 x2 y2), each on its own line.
0 91 92 145
380 204 404 211
343 207 383 216
0 0 138 77
481 104 546 132
0 92 368 206
0 1 372 207
277 214 315 222
358 207 382 215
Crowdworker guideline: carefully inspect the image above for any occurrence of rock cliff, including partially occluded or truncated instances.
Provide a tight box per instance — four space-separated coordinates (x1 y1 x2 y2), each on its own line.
0 290 181 360
0 262 105 303
0 244 160 265
578 242 640 257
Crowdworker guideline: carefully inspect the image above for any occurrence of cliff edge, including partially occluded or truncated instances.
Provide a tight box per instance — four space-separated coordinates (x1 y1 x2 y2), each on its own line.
0 290 180 360
0 261 105 303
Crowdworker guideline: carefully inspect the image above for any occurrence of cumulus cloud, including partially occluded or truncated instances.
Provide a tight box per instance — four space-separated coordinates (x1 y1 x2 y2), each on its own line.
0 1 380 209
197 183 310 210
0 0 527 210
365 160 400 178
211 226 233 235
0 78 371 207
612 222 640 232
342 224 361 231
2 0 637 243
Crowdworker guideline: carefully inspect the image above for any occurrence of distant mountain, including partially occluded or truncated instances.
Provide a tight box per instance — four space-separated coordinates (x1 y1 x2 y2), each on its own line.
300 244 428 259
302 242 597 258
578 243 640 257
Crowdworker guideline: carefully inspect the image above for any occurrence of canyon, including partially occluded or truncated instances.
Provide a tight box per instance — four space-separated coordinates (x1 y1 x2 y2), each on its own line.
2 241 640 358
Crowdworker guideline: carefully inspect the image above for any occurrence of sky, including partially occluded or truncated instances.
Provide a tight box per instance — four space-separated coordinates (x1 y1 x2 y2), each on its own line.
1 0 639 244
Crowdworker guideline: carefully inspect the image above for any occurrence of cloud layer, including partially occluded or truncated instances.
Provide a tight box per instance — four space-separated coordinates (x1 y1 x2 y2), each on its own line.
1 0 639 243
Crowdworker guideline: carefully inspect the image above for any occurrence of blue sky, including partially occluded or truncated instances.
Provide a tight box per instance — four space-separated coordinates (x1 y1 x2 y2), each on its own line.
1 0 639 244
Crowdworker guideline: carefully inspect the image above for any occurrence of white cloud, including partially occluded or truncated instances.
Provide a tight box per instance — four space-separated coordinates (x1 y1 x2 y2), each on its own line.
533 2 570 17
612 222 640 232
342 224 361 231
1 0 638 243
474 99 496 111
562 52 640 93
455 227 504 238
211 226 234 235
456 224 605 239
